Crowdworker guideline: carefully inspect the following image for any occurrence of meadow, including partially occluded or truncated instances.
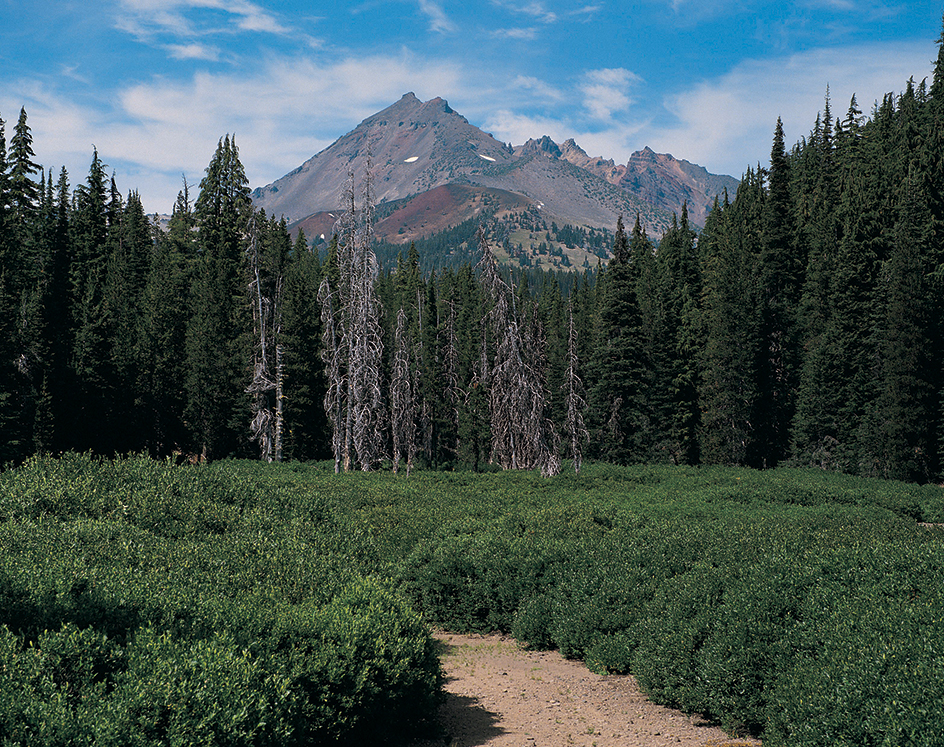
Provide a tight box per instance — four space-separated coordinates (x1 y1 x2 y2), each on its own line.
1 454 942 746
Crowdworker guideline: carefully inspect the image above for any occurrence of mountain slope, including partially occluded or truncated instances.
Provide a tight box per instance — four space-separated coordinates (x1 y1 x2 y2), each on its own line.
252 93 738 240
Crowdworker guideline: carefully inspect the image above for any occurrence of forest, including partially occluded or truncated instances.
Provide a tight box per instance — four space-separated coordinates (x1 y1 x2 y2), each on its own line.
2 25 944 484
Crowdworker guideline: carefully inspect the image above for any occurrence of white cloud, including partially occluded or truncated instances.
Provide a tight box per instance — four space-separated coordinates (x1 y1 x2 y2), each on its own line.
510 75 565 102
115 0 291 42
568 5 603 20
580 68 641 122
418 0 456 33
492 27 539 40
166 43 221 60
483 109 571 146
492 1 558 24
645 39 937 176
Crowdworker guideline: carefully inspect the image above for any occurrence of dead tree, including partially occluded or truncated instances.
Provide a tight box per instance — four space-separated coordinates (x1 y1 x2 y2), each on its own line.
476 226 559 475
391 307 417 474
318 167 386 472
246 216 284 462
440 295 462 459
562 301 588 473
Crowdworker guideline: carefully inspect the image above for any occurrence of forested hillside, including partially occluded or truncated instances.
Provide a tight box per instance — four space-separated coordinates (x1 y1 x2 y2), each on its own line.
2 25 943 482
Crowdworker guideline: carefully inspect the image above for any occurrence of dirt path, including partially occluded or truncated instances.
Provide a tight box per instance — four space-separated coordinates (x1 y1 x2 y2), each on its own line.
413 632 762 747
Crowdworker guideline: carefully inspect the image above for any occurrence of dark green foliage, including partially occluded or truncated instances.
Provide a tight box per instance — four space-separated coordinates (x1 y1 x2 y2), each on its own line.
587 216 651 463
0 454 442 746
698 188 763 465
185 135 253 459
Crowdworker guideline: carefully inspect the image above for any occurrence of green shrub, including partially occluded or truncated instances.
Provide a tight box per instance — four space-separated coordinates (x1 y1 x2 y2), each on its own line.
99 627 295 747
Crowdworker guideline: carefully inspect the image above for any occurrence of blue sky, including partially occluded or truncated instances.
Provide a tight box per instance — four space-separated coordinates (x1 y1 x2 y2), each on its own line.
1 1 941 214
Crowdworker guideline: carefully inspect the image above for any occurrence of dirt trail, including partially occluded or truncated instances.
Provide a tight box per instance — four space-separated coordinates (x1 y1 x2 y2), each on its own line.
412 632 761 747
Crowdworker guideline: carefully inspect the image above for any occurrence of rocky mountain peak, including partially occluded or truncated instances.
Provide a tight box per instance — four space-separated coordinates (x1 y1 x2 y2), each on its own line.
251 94 738 239
516 135 562 159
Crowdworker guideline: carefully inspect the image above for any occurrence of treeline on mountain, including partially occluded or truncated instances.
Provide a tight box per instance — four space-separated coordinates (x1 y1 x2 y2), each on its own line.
2 25 943 482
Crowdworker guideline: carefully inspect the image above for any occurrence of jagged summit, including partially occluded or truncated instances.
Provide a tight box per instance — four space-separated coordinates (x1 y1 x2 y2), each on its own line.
252 94 738 237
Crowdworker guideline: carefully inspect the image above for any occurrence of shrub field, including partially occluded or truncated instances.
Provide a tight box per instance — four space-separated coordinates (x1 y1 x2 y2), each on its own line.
1 454 942 746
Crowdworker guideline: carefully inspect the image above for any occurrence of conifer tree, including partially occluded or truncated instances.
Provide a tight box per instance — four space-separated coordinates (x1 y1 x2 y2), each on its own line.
8 108 40 237
859 169 935 480
755 118 800 466
698 182 763 465
280 230 328 460
587 216 649 464
137 183 192 455
655 207 701 463
185 135 252 459
68 150 111 451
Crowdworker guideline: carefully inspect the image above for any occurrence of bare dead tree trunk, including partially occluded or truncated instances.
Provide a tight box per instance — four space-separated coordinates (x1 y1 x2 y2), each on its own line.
475 226 558 474
391 307 416 474
318 164 386 472
563 301 588 473
275 342 283 463
349 161 385 470
318 275 345 473
441 295 462 459
246 216 284 462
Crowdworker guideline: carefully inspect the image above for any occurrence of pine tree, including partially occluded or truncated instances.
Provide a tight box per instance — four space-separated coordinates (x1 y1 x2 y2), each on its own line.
587 216 649 464
698 181 763 465
8 108 40 238
280 230 328 460
185 135 253 460
755 118 801 466
68 150 111 451
137 183 193 455
859 170 936 480
655 207 701 463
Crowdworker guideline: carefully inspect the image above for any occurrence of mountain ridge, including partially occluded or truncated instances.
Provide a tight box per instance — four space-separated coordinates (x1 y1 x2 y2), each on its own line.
251 93 738 240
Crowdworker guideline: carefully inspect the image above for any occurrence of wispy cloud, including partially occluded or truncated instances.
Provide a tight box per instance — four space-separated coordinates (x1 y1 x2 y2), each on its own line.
580 68 641 122
492 27 539 39
116 0 291 42
569 5 603 20
417 0 457 33
166 43 221 61
510 75 565 101
492 1 559 24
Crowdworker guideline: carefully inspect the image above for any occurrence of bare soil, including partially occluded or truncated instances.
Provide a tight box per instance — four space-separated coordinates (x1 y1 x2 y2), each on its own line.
412 632 762 747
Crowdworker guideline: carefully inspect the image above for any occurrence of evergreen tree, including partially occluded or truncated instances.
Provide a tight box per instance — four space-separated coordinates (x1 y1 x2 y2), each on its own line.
859 170 936 480
755 119 801 466
655 208 701 463
137 184 193 455
185 135 253 460
698 182 763 466
68 150 111 451
280 230 328 460
8 108 41 239
587 216 649 464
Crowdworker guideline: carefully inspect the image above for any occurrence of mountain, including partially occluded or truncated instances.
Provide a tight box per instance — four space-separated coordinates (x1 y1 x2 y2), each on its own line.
251 93 738 249
557 141 739 227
